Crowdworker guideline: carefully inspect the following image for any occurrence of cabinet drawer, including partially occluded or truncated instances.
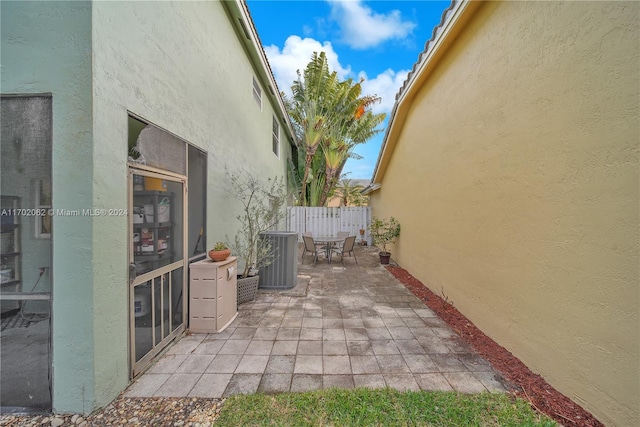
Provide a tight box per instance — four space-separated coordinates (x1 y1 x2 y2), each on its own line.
190 278 217 299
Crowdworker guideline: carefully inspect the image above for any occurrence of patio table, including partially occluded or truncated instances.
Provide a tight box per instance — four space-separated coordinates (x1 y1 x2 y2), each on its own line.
314 236 340 263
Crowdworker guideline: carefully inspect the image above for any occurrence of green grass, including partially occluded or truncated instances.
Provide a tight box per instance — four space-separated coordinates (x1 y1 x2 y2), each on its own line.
215 388 558 426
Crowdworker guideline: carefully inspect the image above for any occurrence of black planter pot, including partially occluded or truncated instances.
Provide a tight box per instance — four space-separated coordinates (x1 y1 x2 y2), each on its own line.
379 252 391 265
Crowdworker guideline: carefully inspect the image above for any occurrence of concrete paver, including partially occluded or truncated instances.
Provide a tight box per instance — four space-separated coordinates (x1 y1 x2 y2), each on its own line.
125 246 508 398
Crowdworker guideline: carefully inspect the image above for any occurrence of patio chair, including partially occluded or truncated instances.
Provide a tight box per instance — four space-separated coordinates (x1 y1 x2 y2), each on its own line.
334 231 350 250
331 235 357 264
301 235 320 265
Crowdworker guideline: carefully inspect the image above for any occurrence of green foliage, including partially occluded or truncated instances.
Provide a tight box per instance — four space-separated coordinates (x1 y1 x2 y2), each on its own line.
335 178 367 206
226 169 287 278
215 389 558 427
287 51 386 206
212 242 228 251
369 216 401 254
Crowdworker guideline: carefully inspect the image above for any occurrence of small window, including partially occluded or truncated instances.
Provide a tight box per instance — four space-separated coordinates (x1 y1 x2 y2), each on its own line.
272 116 280 157
252 77 262 109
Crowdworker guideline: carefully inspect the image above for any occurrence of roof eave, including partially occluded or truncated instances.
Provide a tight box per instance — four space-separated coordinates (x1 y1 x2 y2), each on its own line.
371 0 481 183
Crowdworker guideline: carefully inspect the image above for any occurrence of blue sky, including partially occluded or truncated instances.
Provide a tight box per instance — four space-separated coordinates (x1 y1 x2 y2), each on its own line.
247 0 451 180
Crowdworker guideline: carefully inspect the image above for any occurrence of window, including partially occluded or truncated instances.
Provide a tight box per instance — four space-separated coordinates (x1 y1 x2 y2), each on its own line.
272 116 280 157
252 77 262 109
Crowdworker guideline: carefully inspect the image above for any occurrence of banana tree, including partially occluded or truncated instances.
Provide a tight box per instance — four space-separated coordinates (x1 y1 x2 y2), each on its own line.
287 52 385 206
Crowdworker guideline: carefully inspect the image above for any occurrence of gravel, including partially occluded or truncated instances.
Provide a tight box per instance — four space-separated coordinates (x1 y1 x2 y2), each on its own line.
0 396 225 427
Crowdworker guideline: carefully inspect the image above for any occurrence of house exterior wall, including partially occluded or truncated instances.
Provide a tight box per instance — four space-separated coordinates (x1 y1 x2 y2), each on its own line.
3 0 292 414
370 2 639 426
90 0 291 410
1 0 95 413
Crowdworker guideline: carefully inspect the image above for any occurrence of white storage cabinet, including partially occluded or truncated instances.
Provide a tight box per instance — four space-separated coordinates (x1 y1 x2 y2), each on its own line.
189 257 238 333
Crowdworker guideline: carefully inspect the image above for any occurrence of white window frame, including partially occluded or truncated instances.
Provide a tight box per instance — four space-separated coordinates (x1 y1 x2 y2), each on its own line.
272 115 280 157
252 76 262 110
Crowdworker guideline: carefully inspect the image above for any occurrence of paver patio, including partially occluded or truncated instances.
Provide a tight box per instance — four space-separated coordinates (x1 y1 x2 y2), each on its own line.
125 245 507 398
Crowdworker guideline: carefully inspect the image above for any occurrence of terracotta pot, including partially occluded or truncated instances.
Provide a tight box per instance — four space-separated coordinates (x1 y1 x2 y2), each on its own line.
379 252 391 265
208 248 231 262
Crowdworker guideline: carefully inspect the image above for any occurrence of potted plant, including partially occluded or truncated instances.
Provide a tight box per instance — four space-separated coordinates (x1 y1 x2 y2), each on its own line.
359 228 366 245
208 242 231 262
226 169 287 304
368 216 401 265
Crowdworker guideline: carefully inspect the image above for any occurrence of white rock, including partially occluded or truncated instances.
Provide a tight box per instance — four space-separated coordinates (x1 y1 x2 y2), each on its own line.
50 417 64 427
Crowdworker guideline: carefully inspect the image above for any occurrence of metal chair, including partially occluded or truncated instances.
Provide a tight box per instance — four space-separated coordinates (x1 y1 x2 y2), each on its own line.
301 235 320 265
301 232 313 261
335 231 349 249
331 235 357 264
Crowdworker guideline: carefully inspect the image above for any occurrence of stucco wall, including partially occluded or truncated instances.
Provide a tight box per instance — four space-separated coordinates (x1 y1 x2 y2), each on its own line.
370 1 639 426
1 0 95 413
91 0 291 409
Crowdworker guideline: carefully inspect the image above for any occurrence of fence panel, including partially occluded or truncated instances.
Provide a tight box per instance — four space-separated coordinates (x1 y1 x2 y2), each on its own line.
287 206 371 245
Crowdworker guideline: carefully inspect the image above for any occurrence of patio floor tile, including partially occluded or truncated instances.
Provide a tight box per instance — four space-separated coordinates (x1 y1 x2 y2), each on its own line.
235 355 269 374
253 327 278 340
176 355 216 374
166 335 205 355
291 374 322 392
223 374 261 396
193 340 225 355
323 375 354 389
376 355 411 374
188 374 232 398
347 341 374 356
271 340 298 355
323 355 351 374
276 328 301 340
402 355 439 373
206 354 242 373
299 328 323 340
473 371 507 391
265 355 296 374
218 339 251 355
125 373 170 397
350 355 380 374
294 355 323 374
298 340 322 355
442 372 487 393
371 340 399 355
383 374 420 391
415 373 454 391
429 354 468 372
323 341 348 355
395 339 427 355
245 340 274 355
128 246 503 400
353 374 386 389
147 354 187 374
154 374 200 397
258 373 292 393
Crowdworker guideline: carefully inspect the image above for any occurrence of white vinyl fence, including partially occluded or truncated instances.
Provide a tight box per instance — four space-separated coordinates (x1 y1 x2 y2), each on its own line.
287 207 372 245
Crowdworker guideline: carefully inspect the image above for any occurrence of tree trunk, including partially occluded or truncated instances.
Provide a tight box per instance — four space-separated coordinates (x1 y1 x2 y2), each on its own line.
319 166 337 206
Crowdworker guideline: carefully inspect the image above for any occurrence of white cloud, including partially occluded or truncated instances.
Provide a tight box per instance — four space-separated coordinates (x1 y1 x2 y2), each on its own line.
263 36 408 115
327 0 416 49
359 69 409 115
264 35 351 97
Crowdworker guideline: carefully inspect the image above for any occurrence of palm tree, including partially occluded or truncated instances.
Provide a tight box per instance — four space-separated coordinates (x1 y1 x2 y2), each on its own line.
287 52 385 206
335 179 366 207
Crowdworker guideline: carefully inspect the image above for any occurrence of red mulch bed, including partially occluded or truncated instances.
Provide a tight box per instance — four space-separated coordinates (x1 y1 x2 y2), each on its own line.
386 265 604 427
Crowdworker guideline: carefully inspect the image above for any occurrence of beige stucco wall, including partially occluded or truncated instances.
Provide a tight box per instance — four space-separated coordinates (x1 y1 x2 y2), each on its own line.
370 2 639 426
